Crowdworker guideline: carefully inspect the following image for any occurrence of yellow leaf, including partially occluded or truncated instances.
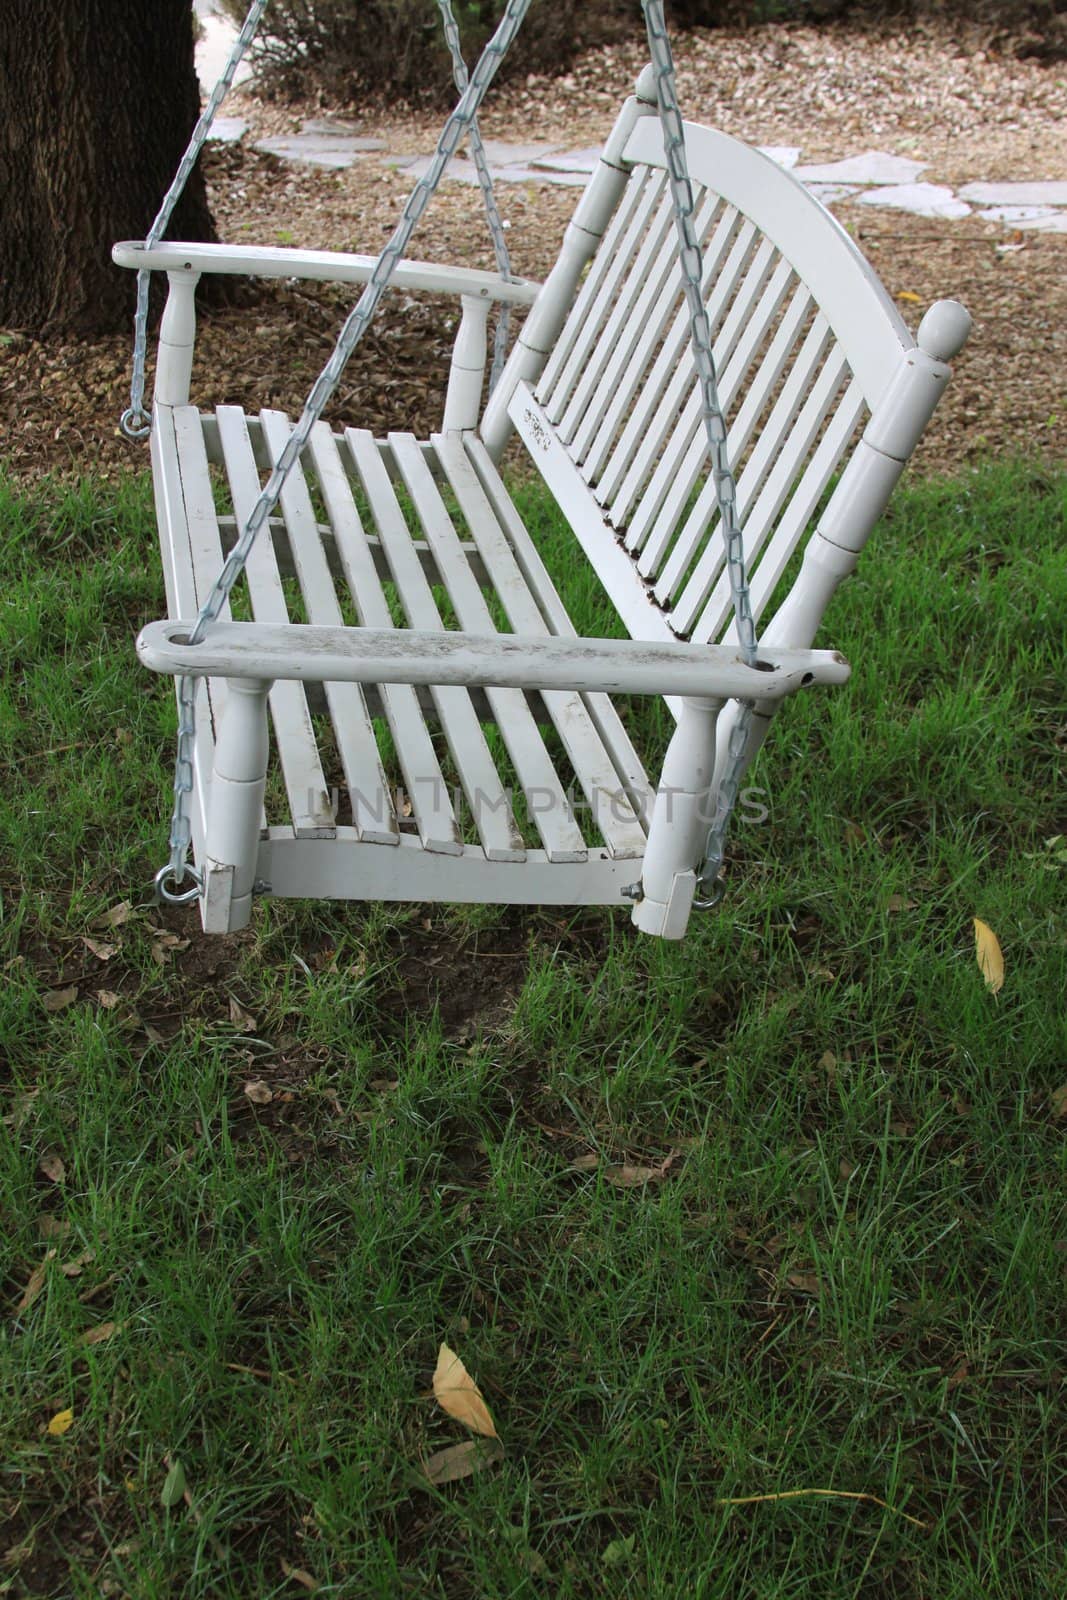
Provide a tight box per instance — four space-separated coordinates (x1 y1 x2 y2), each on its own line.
432 1343 498 1438
896 290 923 303
418 1436 504 1487
973 918 1005 994
47 1408 74 1436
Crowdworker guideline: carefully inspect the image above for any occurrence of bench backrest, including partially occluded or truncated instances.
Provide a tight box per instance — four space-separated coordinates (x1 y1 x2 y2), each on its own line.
482 79 967 656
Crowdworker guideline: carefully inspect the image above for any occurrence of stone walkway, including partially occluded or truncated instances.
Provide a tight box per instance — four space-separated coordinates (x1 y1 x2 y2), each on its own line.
195 14 1067 238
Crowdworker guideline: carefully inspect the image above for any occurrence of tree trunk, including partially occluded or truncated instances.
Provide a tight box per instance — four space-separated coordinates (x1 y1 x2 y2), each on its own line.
0 0 216 336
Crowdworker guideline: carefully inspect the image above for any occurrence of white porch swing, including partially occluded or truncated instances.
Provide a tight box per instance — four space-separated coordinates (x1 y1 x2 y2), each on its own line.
113 0 970 938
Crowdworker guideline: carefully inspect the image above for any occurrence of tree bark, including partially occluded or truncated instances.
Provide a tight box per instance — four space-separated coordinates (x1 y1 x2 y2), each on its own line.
0 0 216 336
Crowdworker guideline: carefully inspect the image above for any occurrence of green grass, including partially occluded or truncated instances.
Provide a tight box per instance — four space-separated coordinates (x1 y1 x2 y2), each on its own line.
0 460 1065 1598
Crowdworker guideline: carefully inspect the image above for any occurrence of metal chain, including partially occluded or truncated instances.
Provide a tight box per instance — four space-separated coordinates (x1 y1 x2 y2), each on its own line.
436 0 514 391
157 0 534 902
641 0 760 907
122 0 270 442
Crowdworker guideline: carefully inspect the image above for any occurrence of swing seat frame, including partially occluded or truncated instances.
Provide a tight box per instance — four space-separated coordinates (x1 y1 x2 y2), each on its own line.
115 70 969 938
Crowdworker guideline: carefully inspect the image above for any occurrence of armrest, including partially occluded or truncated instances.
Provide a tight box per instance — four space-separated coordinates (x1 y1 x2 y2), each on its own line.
111 241 540 306
137 619 850 701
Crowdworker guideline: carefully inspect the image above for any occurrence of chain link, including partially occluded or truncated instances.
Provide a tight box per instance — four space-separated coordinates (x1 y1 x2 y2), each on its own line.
158 0 533 898
121 0 270 441
641 0 760 907
436 0 514 392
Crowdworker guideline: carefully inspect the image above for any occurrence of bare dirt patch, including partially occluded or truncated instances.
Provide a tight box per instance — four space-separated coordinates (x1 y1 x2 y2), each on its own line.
2 21 1064 482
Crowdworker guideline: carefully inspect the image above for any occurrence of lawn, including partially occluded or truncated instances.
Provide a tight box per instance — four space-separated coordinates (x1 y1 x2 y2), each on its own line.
0 459 1064 1597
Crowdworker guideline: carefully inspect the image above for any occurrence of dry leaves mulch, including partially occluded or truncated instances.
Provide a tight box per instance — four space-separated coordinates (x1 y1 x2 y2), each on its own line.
2 20 1064 483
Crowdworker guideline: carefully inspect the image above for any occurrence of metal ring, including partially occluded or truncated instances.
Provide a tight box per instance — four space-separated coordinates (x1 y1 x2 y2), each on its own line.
120 407 152 442
154 863 203 905
693 875 726 911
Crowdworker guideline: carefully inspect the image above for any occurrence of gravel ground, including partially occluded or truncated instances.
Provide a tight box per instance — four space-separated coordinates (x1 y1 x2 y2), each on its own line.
2 20 1064 481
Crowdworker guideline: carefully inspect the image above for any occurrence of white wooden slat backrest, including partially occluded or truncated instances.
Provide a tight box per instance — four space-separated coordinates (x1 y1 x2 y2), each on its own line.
501 103 924 654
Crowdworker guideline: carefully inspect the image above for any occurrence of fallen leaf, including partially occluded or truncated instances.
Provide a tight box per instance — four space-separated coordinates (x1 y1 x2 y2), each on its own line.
570 1153 599 1172
16 1249 57 1311
229 996 257 1031
418 1436 504 1486
160 1458 186 1508
96 989 122 1010
82 937 116 961
39 1152 66 1185
279 1559 319 1592
842 820 866 847
886 894 918 912
1050 1083 1067 1119
60 1249 95 1278
244 1079 273 1106
602 1533 636 1566
96 900 133 928
38 1215 70 1240
818 1049 837 1078
973 918 1004 994
786 1270 821 1294
432 1343 498 1438
604 1163 661 1186
81 1320 121 1346
42 987 77 1013
838 1158 855 1180
895 289 923 303
603 1150 677 1187
47 1407 74 1436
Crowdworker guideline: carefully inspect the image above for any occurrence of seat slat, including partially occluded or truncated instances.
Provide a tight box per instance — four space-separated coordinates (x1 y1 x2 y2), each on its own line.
306 423 463 855
654 310 833 611
674 348 852 638
463 435 655 823
432 432 648 859
557 183 672 447
155 406 219 855
345 428 524 862
577 190 723 478
634 251 793 582
699 378 866 644
215 407 336 837
259 410 397 846
613 219 762 551
538 165 661 417
593 204 742 517
389 433 592 863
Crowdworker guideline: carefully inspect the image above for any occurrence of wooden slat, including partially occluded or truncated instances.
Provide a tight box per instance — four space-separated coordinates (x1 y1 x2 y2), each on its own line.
634 251 793 583
259 410 397 846
306 423 462 855
433 432 647 858
154 406 218 856
215 406 336 837
557 181 672 448
345 428 524 862
675 349 852 639
654 309 832 613
613 219 762 552
577 190 724 480
464 435 654 825
390 433 589 862
538 166 662 420
592 204 742 517
698 378 866 644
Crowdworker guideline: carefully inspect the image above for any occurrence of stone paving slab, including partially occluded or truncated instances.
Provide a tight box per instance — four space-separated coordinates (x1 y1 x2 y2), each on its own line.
794 152 927 186
959 180 1067 207
857 182 971 220
207 116 250 145
255 133 386 170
